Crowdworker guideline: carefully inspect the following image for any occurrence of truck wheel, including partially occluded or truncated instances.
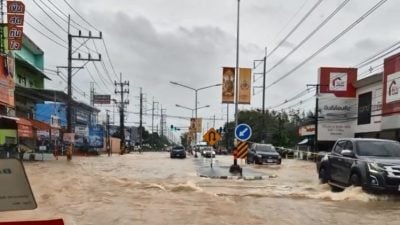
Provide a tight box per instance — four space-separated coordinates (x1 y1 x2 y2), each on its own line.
350 173 361 186
319 167 328 184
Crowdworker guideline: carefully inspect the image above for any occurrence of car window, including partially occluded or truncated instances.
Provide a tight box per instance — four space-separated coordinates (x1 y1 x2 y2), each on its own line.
345 141 353 151
255 144 275 152
356 141 400 157
333 141 345 154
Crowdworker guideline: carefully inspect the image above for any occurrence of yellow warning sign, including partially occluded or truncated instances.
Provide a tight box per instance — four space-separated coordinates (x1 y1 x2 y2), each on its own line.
203 128 221 146
236 141 248 159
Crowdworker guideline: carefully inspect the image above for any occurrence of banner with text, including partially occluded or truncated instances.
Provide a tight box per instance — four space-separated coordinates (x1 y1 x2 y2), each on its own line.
222 67 235 103
238 68 252 104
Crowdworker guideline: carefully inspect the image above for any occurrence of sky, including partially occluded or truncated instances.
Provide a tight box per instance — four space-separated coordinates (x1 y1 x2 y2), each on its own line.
21 0 400 140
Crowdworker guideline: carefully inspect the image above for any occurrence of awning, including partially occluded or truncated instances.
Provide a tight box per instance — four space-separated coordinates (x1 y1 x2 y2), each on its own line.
16 117 33 138
298 138 309 145
0 115 19 121
29 119 51 130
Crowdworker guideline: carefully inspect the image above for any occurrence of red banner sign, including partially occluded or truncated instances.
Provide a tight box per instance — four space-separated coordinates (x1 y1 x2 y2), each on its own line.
0 219 64 225
7 14 24 26
7 1 25 14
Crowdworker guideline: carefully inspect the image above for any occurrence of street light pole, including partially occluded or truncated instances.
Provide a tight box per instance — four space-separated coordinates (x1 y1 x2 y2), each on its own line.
234 0 241 128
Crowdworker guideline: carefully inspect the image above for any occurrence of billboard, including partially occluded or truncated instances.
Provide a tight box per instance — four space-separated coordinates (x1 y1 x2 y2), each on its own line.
222 67 235 103
190 118 202 133
318 67 357 97
318 95 357 141
238 68 252 104
358 92 372 125
0 56 15 107
381 53 400 130
93 95 111 104
89 125 104 148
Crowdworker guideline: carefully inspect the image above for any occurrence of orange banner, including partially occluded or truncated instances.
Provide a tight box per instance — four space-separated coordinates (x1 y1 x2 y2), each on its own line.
222 67 235 103
0 56 15 107
238 68 252 104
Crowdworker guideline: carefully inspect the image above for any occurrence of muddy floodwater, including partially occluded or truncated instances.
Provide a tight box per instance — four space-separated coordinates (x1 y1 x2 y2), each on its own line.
1 152 399 225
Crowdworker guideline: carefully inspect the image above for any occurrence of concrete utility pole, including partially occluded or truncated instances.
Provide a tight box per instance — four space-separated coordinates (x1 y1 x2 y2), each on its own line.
90 82 95 107
66 15 102 133
307 84 323 152
253 47 268 143
114 73 129 151
151 97 159 147
106 110 111 156
139 88 143 147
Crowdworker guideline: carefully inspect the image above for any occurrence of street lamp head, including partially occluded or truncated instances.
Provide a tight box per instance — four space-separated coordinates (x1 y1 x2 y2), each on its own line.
205 105 210 108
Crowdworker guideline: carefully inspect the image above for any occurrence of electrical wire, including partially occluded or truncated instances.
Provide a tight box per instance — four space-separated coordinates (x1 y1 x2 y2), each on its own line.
46 0 90 32
268 0 324 57
266 0 350 75
62 0 99 31
267 0 388 89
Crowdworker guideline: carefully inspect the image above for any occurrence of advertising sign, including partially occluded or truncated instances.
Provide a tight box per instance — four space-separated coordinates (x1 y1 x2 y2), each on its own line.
0 56 15 107
93 95 111 104
189 118 202 133
222 67 235 103
0 159 37 212
238 68 252 104
7 14 24 26
319 67 357 97
381 53 400 129
385 71 400 104
358 92 372 125
7 1 25 51
317 95 357 141
63 133 75 143
7 1 25 13
89 125 104 148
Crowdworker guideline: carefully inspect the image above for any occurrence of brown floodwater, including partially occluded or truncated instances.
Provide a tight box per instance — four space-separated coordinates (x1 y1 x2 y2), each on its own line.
0 152 399 225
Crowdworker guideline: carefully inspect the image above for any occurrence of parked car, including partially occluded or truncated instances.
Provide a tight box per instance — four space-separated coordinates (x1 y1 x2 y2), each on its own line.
202 147 216 158
247 143 281 165
317 138 400 192
170 146 186 159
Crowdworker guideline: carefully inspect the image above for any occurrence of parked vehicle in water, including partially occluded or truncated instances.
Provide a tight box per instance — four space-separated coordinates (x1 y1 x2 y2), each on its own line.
317 138 400 192
201 147 215 158
247 143 281 165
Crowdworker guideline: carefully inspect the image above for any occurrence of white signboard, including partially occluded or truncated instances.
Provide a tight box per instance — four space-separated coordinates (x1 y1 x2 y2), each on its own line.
0 159 37 211
329 72 347 91
318 95 357 141
386 71 400 103
74 125 89 136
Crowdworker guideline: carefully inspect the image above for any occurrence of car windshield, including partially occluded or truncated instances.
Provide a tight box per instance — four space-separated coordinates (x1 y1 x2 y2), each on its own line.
255 145 275 152
173 146 184 150
356 141 400 157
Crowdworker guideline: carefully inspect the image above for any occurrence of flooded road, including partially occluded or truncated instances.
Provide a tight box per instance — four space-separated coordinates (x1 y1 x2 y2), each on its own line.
1 152 399 225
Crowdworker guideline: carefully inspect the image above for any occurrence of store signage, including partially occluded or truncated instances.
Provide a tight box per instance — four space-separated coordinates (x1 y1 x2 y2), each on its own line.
358 92 372 125
7 1 25 51
319 67 357 97
93 95 111 104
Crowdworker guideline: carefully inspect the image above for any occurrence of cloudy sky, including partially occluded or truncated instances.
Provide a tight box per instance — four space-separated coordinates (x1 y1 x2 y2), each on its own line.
22 0 400 138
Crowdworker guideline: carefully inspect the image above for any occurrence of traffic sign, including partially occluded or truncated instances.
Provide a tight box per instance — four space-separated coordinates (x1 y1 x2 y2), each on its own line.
236 141 248 159
203 128 221 146
235 123 252 141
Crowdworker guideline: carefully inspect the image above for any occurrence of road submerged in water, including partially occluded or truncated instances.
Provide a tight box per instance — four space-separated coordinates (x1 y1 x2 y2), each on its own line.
1 152 399 225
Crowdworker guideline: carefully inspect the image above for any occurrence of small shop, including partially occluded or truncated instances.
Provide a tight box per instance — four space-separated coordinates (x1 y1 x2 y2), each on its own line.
16 117 34 153
0 116 18 158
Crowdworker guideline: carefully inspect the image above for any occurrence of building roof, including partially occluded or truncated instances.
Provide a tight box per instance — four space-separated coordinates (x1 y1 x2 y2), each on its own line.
15 86 100 113
354 72 382 88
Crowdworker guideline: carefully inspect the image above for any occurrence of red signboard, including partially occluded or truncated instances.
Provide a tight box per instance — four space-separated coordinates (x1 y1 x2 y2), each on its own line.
7 1 25 14
7 14 24 26
8 26 23 39
8 38 22 50
0 219 64 225
0 56 15 107
318 67 357 98
382 53 400 116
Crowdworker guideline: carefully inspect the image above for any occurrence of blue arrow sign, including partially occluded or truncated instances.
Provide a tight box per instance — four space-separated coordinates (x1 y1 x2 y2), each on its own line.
235 123 252 141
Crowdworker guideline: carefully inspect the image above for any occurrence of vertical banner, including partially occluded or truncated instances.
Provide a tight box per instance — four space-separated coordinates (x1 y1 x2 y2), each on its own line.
190 118 203 133
238 68 252 104
222 67 235 103
196 118 202 133
7 1 25 51
357 92 372 125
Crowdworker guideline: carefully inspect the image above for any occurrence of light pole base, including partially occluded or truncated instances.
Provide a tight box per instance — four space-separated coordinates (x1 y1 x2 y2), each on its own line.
229 164 242 176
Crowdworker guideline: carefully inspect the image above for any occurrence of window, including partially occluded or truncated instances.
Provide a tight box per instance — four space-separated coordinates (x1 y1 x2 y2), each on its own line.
333 141 346 154
345 141 353 151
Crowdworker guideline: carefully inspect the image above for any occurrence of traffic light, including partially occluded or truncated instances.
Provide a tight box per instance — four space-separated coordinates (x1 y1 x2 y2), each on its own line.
170 125 174 130
218 127 223 133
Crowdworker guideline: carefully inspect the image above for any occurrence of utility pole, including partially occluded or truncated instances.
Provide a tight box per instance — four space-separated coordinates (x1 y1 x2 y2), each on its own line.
66 15 102 133
106 110 111 156
253 47 268 143
307 84 322 152
151 97 158 148
114 73 130 152
90 82 95 107
139 87 143 148
226 104 229 150
213 114 216 128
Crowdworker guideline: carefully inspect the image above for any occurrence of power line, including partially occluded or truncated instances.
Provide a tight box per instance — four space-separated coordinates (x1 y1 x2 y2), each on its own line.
25 21 67 49
102 38 119 80
25 10 66 43
266 0 388 89
265 0 350 75
37 0 81 31
46 0 90 32
92 40 114 83
355 41 400 68
62 0 99 31
268 0 323 58
32 0 67 32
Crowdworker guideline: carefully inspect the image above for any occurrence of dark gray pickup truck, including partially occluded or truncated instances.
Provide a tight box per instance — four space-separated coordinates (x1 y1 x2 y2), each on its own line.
317 138 400 192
